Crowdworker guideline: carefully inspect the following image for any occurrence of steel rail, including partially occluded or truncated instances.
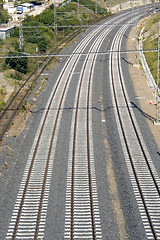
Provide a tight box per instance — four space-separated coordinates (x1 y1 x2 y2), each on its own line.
33 22 108 238
0 28 85 141
11 39 90 240
70 29 104 240
13 34 97 240
64 8 148 239
70 39 98 240
0 15 108 122
0 7 138 121
6 19 112 240
110 14 160 239
0 28 81 121
68 12 136 239
0 48 158 60
0 9 135 142
7 9 143 240
111 29 157 239
0 13 116 141
117 26 160 238
11 46 75 240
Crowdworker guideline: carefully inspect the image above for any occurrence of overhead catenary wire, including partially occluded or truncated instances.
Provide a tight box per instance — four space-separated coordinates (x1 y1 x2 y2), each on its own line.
2 48 159 59
21 23 138 28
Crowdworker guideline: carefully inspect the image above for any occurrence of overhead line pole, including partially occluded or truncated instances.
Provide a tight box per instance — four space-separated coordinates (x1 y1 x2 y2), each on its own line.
110 0 112 13
156 22 160 123
19 16 23 49
95 0 97 14
78 0 80 18
154 0 155 12
54 2 57 35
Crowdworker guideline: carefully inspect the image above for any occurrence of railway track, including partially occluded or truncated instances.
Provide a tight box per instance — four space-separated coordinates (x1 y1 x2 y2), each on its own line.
0 27 88 141
110 14 160 240
5 17 113 240
6 10 136 239
0 14 112 142
64 10 144 240
0 11 138 142
4 4 158 239
64 21 111 240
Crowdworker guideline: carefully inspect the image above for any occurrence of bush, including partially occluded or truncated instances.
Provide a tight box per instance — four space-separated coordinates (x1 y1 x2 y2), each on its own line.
38 38 47 52
10 70 23 80
35 9 55 25
10 27 19 38
5 51 28 74
0 100 6 112
26 35 47 52
0 9 9 23
71 0 106 14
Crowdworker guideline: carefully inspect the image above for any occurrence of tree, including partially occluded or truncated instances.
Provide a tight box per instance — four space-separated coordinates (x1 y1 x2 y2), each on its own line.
5 50 28 74
37 38 47 52
0 9 9 23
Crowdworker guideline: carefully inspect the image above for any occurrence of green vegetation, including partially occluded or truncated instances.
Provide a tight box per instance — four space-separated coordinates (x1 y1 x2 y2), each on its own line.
20 99 27 111
111 0 129 4
0 85 6 111
1 0 108 77
0 0 109 108
0 86 7 111
61 0 129 8
143 13 160 82
0 100 6 111
0 9 9 23
144 14 160 33
5 44 28 74
71 0 106 14
0 86 6 96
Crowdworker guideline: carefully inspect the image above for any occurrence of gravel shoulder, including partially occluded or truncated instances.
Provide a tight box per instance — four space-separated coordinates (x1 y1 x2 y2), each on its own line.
127 26 160 150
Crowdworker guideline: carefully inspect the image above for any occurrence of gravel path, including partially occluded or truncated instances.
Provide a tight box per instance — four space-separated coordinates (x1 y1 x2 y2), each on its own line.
127 26 160 151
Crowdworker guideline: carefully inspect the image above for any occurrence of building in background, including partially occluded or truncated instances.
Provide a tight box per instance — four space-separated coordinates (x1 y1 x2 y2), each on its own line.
0 25 14 40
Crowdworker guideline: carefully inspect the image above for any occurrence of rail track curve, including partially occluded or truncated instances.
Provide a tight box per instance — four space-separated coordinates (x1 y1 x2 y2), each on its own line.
110 12 160 240
6 12 132 239
3 3 160 240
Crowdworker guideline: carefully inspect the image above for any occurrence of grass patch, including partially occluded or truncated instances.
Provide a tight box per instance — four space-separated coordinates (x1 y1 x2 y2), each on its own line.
144 14 160 33
0 0 109 110
20 99 27 112
143 12 160 81
0 100 6 112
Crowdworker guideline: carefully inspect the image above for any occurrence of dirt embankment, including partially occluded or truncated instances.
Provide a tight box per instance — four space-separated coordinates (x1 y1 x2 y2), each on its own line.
127 23 160 150
0 72 14 102
111 0 155 13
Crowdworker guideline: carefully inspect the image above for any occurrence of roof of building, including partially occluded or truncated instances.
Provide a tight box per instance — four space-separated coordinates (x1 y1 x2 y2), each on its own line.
21 3 34 7
0 25 14 31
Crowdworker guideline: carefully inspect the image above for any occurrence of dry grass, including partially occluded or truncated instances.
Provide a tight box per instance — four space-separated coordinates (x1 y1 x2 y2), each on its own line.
143 13 160 81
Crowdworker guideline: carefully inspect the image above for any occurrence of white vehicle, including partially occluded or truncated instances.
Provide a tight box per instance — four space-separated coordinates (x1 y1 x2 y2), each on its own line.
17 6 23 14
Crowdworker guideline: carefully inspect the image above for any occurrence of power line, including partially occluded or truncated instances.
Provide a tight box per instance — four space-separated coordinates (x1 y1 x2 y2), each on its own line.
21 23 137 29
2 48 158 59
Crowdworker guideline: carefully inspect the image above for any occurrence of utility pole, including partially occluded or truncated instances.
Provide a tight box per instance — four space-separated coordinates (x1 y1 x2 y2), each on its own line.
36 47 39 74
109 0 112 13
54 2 57 35
77 0 80 18
95 0 97 14
130 0 133 21
156 22 160 122
19 16 23 49
153 0 155 12
144 0 147 18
